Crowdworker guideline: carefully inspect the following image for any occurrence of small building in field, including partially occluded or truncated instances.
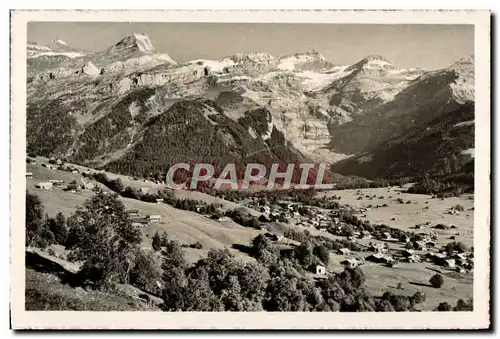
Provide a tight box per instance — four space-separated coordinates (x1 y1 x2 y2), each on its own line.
386 260 400 268
360 231 372 239
156 198 164 204
71 170 79 174
366 253 392 264
381 232 393 240
401 234 411 243
126 209 140 217
341 258 359 269
26 172 33 178
444 259 456 269
407 254 421 263
370 243 387 254
36 182 53 190
149 215 161 223
315 265 326 275
49 179 64 186
401 249 415 257
338 248 351 256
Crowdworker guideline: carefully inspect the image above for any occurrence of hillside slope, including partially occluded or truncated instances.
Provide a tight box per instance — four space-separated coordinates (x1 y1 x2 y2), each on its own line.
331 102 475 178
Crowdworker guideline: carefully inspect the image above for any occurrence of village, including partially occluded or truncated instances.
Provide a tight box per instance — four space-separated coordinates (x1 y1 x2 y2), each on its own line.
25 155 474 309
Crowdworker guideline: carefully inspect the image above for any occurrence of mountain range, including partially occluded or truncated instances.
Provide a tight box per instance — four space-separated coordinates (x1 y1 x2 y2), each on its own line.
26 33 475 181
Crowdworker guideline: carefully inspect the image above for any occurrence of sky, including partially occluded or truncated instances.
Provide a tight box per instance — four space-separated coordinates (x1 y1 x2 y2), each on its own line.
27 22 474 70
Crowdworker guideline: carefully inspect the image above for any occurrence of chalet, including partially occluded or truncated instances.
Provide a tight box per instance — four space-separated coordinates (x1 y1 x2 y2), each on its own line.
381 232 393 240
407 255 421 263
338 248 351 256
413 241 427 251
36 182 53 190
401 249 415 257
360 231 372 239
26 172 33 178
126 209 140 217
49 179 64 186
84 182 95 190
149 215 161 223
260 206 271 215
71 170 79 174
386 260 400 268
366 253 392 264
315 265 326 275
132 222 148 228
454 253 468 262
353 231 361 238
56 159 63 165
341 259 359 269
426 241 437 249
370 243 387 254
444 259 456 269
264 233 279 242
400 234 411 243
156 198 164 204
130 216 150 226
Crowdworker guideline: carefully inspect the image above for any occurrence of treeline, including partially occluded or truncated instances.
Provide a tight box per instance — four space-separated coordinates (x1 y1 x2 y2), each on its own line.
407 172 474 197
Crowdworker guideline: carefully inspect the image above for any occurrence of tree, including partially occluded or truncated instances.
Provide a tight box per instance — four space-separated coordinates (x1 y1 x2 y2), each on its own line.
429 273 444 288
435 302 452 311
26 192 44 246
453 298 473 311
162 240 187 276
48 212 68 245
66 192 142 287
313 244 330 266
130 249 163 294
152 231 162 251
160 231 169 247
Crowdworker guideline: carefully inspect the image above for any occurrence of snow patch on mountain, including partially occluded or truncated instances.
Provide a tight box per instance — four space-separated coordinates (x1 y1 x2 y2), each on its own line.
454 120 475 128
189 59 235 73
133 33 155 52
298 66 351 91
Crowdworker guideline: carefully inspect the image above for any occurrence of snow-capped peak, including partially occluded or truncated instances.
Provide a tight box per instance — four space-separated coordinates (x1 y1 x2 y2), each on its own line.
132 33 155 52
277 51 327 71
448 55 474 71
112 33 156 53
346 55 396 72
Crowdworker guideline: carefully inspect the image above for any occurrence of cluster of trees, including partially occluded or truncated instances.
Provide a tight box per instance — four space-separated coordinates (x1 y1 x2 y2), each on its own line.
27 100 78 157
435 298 474 312
27 191 157 290
225 209 262 230
90 172 222 215
160 237 428 312
26 192 68 248
407 173 474 197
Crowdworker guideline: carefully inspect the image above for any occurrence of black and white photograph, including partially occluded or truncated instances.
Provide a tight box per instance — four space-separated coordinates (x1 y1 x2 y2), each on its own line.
10 10 490 329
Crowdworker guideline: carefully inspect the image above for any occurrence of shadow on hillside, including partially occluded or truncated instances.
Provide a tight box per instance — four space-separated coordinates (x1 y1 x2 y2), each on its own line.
409 281 433 288
25 251 81 287
232 244 253 256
